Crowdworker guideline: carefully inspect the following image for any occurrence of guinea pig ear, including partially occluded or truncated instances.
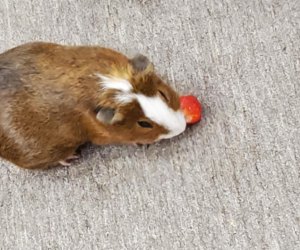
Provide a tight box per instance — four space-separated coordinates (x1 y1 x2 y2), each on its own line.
96 107 124 125
129 54 154 75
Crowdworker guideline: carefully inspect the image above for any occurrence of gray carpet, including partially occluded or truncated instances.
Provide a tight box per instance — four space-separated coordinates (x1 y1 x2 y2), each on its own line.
0 0 299 249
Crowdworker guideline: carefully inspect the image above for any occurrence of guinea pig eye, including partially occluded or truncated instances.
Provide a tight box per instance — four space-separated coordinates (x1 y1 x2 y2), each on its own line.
137 121 153 128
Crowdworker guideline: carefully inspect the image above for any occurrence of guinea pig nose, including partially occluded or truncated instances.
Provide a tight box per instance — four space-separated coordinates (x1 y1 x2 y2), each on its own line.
179 95 202 125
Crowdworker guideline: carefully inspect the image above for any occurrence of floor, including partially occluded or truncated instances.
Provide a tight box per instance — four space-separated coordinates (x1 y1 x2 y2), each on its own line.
0 0 299 249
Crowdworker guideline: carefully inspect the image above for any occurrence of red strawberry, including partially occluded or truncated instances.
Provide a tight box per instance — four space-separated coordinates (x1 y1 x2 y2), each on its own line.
180 95 202 124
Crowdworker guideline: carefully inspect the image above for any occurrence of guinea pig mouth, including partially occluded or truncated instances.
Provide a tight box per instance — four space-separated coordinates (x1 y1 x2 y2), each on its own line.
157 110 186 140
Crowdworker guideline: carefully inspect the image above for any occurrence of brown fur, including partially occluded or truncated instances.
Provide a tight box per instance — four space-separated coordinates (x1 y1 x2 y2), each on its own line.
0 42 181 169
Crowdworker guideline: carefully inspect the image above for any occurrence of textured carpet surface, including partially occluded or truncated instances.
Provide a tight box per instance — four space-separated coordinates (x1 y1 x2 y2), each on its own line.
0 0 299 249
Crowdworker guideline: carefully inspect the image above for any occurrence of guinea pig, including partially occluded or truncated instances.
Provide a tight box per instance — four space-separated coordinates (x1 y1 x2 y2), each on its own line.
0 42 187 169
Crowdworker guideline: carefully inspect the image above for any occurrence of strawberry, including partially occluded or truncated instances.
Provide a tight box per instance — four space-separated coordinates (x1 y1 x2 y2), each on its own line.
180 95 202 124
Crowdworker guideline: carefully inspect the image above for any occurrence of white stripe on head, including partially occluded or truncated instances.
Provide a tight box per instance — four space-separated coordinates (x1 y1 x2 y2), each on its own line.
135 95 186 139
97 74 133 92
115 93 135 104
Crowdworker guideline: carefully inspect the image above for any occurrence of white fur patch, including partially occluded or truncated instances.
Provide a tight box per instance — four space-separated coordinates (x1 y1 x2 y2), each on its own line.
135 95 186 139
97 74 132 92
115 93 135 104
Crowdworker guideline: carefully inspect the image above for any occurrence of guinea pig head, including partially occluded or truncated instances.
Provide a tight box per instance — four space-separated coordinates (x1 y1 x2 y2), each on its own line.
95 54 186 144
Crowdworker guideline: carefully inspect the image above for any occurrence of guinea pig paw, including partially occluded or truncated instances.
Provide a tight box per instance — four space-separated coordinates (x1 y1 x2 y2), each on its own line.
59 153 81 166
66 154 80 160
59 160 72 167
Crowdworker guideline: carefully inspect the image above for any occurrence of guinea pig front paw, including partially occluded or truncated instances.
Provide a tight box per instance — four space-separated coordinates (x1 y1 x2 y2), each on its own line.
59 154 81 166
59 160 72 167
66 154 80 161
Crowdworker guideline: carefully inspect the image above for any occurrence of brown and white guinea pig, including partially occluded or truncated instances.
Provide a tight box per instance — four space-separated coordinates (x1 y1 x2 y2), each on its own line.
0 42 187 169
